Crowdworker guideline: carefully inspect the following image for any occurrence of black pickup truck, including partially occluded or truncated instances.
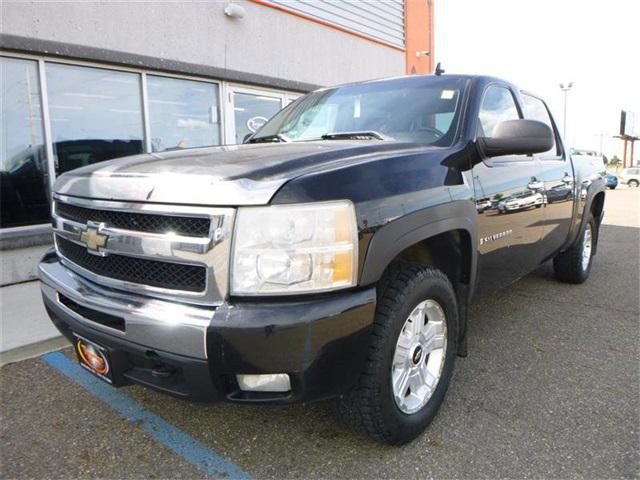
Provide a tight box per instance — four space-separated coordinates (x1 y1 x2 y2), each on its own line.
40 74 605 444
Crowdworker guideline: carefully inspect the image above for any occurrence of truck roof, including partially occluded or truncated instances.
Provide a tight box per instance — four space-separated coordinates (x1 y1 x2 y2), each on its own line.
315 73 520 94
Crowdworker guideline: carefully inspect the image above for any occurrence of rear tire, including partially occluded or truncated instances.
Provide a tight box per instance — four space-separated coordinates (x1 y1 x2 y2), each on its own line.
553 213 596 284
342 262 458 445
629 180 639 188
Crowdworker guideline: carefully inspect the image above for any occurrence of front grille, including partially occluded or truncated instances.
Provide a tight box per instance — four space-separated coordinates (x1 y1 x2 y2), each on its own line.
56 235 206 292
56 202 211 237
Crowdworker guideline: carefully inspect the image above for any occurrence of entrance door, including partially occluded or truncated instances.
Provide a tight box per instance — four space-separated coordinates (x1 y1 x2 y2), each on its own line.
225 87 297 144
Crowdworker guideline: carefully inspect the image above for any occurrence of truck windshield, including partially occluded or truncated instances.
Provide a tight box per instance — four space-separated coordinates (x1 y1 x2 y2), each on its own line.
250 76 468 146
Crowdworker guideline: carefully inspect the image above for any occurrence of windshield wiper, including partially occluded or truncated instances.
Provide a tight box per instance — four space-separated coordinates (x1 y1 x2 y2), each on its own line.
247 133 291 144
321 131 394 141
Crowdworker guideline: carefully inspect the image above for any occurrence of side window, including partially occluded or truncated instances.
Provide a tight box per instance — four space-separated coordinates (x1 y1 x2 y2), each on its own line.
521 94 559 158
478 86 520 138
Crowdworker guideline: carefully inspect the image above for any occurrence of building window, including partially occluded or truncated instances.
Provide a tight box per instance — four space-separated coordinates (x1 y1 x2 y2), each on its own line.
147 75 221 152
46 63 144 175
1 57 50 228
0 54 301 231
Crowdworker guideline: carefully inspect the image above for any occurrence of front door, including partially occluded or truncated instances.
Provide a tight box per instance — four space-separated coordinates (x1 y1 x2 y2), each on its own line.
472 85 545 297
225 87 298 144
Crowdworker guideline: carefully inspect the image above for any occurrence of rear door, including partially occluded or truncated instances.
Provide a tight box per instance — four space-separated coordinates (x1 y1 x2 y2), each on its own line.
472 85 545 297
521 93 574 256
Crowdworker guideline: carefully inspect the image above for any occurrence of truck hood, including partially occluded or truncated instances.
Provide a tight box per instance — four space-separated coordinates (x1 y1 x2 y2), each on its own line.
54 141 426 206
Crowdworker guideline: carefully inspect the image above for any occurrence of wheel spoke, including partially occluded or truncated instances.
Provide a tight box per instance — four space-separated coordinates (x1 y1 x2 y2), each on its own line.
409 306 425 338
393 366 411 396
393 340 411 367
419 363 436 390
422 321 445 352
424 300 445 324
409 370 424 396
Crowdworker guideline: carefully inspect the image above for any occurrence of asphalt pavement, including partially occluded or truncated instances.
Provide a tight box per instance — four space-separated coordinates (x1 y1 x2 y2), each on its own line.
1 186 638 479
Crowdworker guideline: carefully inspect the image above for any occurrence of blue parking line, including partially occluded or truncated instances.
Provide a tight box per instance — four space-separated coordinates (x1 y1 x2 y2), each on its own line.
42 351 251 480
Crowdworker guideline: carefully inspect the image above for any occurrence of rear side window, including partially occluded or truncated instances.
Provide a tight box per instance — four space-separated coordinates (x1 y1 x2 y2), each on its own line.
521 94 559 158
478 86 520 138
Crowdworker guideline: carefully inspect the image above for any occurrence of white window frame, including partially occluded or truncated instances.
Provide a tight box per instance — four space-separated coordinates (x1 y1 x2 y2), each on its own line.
223 84 299 144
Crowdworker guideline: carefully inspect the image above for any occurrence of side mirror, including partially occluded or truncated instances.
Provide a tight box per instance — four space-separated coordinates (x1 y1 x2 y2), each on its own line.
477 119 553 158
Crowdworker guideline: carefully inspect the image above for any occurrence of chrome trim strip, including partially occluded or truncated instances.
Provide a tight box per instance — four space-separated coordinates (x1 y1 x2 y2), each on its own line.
53 194 235 306
53 215 213 262
39 258 213 359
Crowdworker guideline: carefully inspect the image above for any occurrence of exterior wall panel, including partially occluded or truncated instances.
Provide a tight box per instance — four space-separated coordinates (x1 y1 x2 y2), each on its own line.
0 0 404 88
263 0 405 48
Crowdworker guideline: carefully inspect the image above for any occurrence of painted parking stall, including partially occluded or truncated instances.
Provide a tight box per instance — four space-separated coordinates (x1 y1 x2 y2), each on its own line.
42 351 250 480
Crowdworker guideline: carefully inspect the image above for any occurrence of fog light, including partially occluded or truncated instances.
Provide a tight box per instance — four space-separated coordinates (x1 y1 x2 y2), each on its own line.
236 374 291 392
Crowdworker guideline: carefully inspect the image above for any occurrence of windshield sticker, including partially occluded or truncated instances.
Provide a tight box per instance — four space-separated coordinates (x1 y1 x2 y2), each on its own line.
441 90 455 100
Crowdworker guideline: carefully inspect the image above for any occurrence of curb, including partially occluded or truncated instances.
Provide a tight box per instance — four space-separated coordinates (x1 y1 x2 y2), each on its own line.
0 336 70 367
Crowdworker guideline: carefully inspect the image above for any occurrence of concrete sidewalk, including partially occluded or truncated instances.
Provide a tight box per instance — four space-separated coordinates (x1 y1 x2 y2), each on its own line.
0 281 67 365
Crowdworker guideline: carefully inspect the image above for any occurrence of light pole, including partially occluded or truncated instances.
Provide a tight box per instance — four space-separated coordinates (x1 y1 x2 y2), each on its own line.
559 82 573 141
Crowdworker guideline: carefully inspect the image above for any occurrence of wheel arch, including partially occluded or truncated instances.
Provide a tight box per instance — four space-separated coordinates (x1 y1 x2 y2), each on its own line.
359 201 477 290
358 201 478 356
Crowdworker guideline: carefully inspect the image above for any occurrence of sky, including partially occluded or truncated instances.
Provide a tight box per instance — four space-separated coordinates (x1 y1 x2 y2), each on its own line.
435 0 640 161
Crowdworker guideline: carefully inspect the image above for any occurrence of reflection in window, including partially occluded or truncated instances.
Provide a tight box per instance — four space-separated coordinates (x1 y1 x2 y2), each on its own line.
233 92 283 144
522 94 558 157
478 86 520 137
46 63 144 175
147 76 220 152
1 57 50 228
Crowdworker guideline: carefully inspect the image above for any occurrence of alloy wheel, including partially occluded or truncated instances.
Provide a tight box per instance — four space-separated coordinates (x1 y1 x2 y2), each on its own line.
391 299 447 414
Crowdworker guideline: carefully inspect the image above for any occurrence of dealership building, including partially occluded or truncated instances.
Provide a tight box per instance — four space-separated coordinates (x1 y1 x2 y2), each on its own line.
0 0 434 353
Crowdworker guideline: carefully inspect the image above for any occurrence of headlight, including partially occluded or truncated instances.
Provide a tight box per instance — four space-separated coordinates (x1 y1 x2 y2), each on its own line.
231 201 358 295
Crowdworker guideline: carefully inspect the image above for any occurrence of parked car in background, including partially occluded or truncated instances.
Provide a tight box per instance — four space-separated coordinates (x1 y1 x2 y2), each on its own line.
619 167 640 187
497 191 544 213
546 183 573 203
475 199 493 213
605 172 618 189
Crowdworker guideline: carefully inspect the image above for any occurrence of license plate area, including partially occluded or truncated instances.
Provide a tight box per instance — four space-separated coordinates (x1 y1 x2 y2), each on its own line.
73 334 114 384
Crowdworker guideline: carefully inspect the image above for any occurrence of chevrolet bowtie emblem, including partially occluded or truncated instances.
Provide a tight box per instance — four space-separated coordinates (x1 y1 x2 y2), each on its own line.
80 226 109 253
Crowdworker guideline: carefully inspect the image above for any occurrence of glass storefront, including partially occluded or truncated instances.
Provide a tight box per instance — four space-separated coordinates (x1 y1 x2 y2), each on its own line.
0 54 299 229
46 63 145 175
147 75 220 152
0 57 49 228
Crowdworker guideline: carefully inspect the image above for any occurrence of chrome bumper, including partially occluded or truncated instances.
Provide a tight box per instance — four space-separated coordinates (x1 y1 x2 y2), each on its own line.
39 255 214 359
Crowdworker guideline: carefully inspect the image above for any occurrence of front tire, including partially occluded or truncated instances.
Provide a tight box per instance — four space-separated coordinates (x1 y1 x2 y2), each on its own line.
628 180 639 188
553 213 596 284
344 262 458 445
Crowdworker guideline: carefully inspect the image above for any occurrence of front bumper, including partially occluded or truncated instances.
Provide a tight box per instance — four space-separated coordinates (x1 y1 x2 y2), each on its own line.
39 251 376 403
